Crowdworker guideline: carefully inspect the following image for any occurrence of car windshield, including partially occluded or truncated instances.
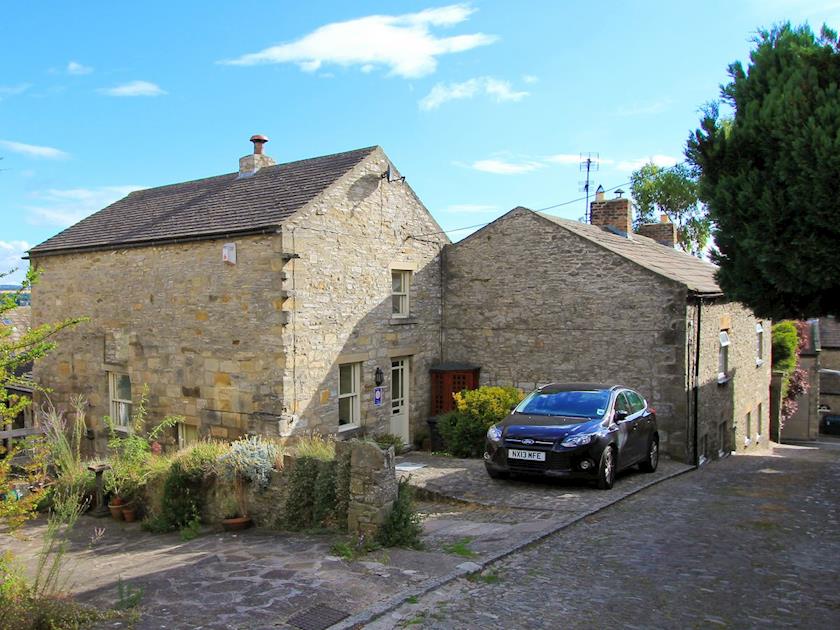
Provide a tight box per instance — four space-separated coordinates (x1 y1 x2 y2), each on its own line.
514 388 611 418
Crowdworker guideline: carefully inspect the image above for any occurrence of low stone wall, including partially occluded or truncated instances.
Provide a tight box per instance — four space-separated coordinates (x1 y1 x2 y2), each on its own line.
146 439 397 536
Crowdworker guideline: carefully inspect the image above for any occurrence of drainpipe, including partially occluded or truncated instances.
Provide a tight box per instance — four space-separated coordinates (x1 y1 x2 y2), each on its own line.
693 297 703 466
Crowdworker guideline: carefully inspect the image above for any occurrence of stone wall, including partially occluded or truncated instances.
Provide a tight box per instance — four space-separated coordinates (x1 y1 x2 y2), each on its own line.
149 440 396 536
442 208 691 460
30 234 288 452
278 147 448 442
689 299 771 459
337 440 397 538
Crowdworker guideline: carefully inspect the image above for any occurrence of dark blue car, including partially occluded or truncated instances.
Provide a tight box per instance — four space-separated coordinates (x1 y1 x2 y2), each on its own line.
484 383 659 489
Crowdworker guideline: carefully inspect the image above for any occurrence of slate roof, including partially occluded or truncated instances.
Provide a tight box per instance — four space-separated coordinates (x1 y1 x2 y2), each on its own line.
29 146 378 255
819 317 840 349
537 211 721 294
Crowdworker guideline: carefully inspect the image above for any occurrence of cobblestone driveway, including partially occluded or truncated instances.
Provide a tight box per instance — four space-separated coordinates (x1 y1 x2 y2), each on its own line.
374 442 840 629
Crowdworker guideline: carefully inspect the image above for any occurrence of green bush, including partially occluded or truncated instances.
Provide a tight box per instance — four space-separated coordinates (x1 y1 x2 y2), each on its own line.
438 386 524 458
772 321 799 376
376 478 423 549
334 448 351 532
372 433 404 453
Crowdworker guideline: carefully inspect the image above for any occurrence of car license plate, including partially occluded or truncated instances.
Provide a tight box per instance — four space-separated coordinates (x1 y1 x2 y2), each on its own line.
508 449 546 462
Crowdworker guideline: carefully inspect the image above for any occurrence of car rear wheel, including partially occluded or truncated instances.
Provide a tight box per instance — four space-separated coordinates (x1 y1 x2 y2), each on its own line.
596 446 616 490
639 437 659 473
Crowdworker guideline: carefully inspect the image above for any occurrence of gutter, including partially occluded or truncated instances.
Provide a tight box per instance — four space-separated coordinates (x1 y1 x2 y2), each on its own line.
25 226 280 259
693 296 703 466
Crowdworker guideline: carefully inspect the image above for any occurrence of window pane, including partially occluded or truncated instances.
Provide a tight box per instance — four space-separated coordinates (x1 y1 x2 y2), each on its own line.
339 397 352 425
614 393 629 413
117 401 132 426
392 271 404 293
392 370 401 400
339 364 354 395
115 374 132 401
392 295 402 314
627 391 645 414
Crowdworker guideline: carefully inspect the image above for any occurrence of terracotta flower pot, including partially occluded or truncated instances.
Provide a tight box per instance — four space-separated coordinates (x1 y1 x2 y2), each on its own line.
108 504 124 520
122 505 137 522
111 496 125 507
222 516 252 532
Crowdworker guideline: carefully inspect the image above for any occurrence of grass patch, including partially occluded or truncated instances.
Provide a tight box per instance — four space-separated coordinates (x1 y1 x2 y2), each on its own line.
443 537 477 558
468 571 501 584
405 595 419 604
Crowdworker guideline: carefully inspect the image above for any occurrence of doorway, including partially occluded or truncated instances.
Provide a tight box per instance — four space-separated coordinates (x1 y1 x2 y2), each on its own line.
390 357 410 445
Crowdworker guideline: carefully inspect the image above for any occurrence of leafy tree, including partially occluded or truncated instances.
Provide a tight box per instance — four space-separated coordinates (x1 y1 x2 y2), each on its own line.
686 23 840 319
630 162 711 256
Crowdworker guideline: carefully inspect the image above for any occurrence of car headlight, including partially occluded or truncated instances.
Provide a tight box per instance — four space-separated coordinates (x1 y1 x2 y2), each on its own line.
561 433 595 448
486 425 503 442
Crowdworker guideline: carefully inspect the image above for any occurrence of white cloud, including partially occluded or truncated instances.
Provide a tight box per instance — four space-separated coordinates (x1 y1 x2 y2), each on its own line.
442 203 498 213
420 76 527 110
471 159 543 175
615 154 680 172
0 140 68 159
0 240 31 281
0 84 31 100
25 185 144 227
220 3 496 78
67 61 93 75
522 74 539 84
98 80 166 97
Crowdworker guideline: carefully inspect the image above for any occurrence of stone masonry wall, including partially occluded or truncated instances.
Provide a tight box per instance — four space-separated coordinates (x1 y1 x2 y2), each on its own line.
442 208 691 460
689 299 771 459
278 148 448 442
30 234 287 451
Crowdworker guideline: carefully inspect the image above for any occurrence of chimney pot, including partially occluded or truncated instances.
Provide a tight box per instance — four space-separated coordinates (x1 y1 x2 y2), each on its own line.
660 214 669 223
250 134 269 155
594 185 605 202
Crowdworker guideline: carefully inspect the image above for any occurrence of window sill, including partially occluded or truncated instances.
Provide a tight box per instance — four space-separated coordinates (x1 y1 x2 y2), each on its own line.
338 423 359 433
755 359 764 367
389 316 418 326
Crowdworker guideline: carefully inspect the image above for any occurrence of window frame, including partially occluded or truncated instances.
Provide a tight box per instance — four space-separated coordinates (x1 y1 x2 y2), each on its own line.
755 322 764 366
338 362 361 431
108 372 133 429
391 270 411 318
718 331 731 384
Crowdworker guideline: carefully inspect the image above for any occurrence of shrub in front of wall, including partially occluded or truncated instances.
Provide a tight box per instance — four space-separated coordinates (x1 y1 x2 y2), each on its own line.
376 478 423 549
438 386 524 458
333 447 351 532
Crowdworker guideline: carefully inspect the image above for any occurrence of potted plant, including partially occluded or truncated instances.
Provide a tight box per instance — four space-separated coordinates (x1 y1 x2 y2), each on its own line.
217 435 277 531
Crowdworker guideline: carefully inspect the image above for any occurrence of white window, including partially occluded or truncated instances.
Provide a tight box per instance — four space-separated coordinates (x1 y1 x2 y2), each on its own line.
338 362 361 429
391 270 411 318
109 372 132 428
718 331 730 383
756 323 764 366
745 410 752 445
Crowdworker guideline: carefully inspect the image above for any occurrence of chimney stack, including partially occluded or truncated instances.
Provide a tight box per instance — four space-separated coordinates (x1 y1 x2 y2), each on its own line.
589 197 632 236
239 134 276 175
637 214 678 248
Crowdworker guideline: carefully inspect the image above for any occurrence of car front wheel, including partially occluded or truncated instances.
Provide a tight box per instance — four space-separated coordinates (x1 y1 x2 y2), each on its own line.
639 437 659 473
596 446 616 490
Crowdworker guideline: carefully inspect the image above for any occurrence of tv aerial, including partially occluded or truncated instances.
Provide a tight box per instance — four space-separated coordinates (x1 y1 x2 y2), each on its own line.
578 152 599 223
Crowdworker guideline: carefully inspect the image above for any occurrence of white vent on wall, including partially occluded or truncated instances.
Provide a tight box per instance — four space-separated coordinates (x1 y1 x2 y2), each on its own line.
222 243 236 265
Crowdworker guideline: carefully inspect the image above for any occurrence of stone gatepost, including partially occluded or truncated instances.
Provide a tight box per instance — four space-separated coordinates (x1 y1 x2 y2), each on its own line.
342 440 398 538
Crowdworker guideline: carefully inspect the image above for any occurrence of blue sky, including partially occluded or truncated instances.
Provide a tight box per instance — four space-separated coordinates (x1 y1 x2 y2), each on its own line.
2 1 838 282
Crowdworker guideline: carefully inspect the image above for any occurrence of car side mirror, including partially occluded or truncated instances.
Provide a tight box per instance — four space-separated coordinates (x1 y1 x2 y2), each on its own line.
614 410 629 423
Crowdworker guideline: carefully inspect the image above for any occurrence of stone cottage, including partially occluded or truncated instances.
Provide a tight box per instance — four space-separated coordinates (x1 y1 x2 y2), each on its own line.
28 138 448 451
441 195 771 463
